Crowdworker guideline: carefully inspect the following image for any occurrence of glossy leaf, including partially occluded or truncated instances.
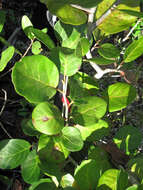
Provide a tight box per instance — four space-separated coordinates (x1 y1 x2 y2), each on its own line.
54 21 81 48
21 15 34 39
127 156 143 184
86 57 114 65
22 118 41 136
32 41 42 55
28 178 57 190
97 169 128 190
124 36 143 62
0 46 15 72
41 0 87 25
96 0 140 35
49 47 82 76
98 43 120 60
113 125 142 155
72 96 107 126
31 27 55 49
54 21 81 49
38 135 67 164
74 159 111 190
108 82 136 112
76 38 90 57
21 150 40 184
61 127 83 152
75 119 109 141
119 9 143 18
126 185 143 190
61 174 74 188
69 72 99 100
12 55 59 103
0 139 31 169
0 10 6 33
32 102 64 135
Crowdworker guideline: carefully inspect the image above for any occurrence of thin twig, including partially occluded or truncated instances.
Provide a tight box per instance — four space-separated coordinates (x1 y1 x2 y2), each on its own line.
20 39 34 61
0 89 7 117
62 76 69 123
0 121 12 138
122 19 142 42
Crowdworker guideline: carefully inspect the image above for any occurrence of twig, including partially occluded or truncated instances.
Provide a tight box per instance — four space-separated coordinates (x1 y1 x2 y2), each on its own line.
122 19 142 42
0 122 12 139
19 39 34 61
0 89 7 117
62 76 69 123
90 0 122 33
70 4 95 14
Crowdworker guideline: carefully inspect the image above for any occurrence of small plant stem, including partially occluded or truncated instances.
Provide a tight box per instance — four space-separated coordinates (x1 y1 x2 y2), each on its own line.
0 89 7 117
62 75 69 124
90 0 122 32
122 19 142 42
20 39 34 61
0 122 12 139
68 155 78 167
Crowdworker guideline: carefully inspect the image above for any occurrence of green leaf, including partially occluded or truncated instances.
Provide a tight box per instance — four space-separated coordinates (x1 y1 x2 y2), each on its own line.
86 57 114 65
96 0 140 35
21 150 40 184
61 174 74 188
97 169 128 190
124 36 143 62
74 159 111 190
76 38 90 57
41 0 87 25
119 9 143 18
127 156 143 184
113 125 142 155
32 102 64 135
28 178 57 190
61 127 83 152
72 96 107 126
49 47 82 76
0 139 31 169
86 120 109 141
98 43 120 60
0 46 15 72
31 28 55 49
22 119 41 136
32 41 42 55
0 10 6 33
108 82 136 112
12 55 59 103
21 15 34 39
69 72 99 100
75 119 109 141
126 185 143 190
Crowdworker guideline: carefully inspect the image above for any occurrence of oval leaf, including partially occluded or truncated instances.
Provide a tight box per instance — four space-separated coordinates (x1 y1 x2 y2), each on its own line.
0 139 31 169
108 82 136 112
41 0 87 25
21 150 40 184
32 41 42 55
12 55 59 103
97 169 128 190
0 46 15 72
32 102 64 135
124 36 143 62
72 96 107 126
86 57 114 65
98 43 120 60
61 127 83 152
113 125 142 155
28 178 57 190
74 159 111 190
